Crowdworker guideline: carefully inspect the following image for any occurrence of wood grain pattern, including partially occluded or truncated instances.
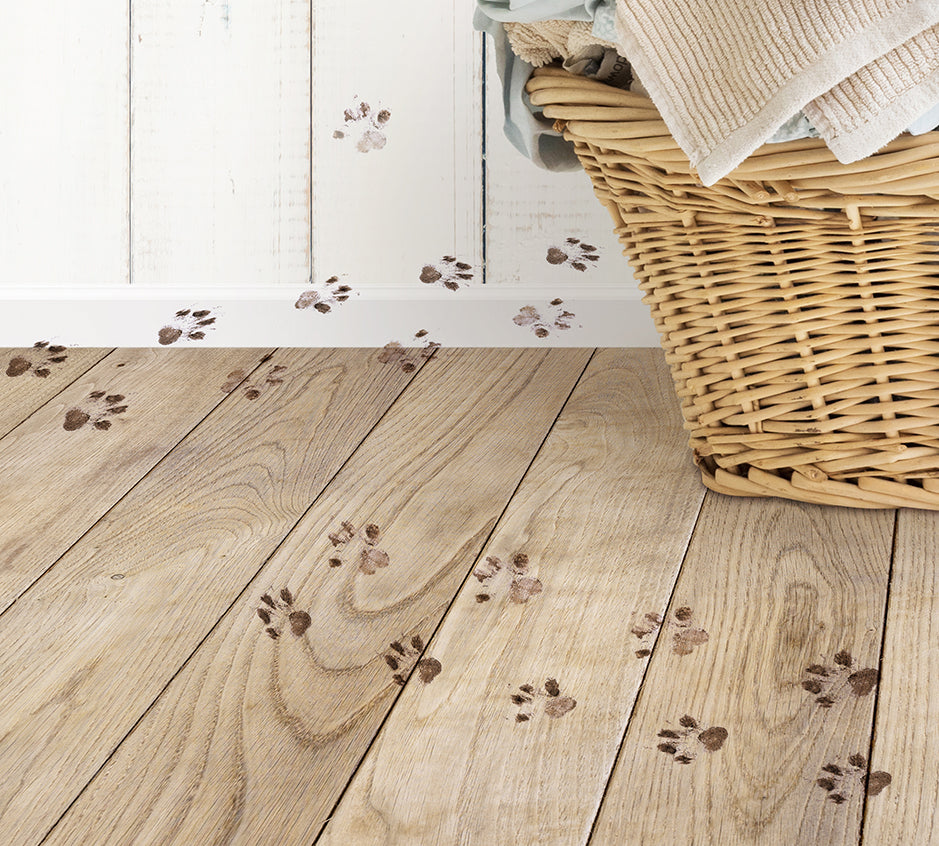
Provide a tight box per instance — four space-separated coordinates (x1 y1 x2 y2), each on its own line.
0 347 111 437
131 0 311 284
0 348 417 846
44 348 590 846
318 349 705 845
0 347 269 614
862 509 939 844
589 495 894 845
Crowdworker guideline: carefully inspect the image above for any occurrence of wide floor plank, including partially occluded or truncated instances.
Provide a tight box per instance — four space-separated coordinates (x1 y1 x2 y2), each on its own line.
0 348 270 613
0 347 110 436
44 348 590 846
590 495 894 845
0 348 417 846
318 349 705 845
861 509 939 844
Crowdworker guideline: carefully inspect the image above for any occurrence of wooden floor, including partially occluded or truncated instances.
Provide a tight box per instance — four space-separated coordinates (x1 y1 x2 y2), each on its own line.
0 345 933 845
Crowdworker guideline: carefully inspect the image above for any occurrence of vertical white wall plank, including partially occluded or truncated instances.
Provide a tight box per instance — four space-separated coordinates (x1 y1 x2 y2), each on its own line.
484 44 637 290
311 2 483 288
132 0 311 285
0 3 128 286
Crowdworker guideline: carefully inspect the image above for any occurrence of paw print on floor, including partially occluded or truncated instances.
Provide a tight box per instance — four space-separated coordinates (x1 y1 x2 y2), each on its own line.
815 755 892 804
221 363 287 400
326 520 390 574
513 300 578 338
670 606 709 656
158 309 216 345
473 553 543 604
384 634 442 686
656 714 728 763
256 587 312 640
295 276 353 314
333 96 391 152
6 342 68 378
63 391 128 431
546 237 600 271
630 612 664 658
512 678 577 723
420 256 473 291
801 650 878 708
379 330 441 373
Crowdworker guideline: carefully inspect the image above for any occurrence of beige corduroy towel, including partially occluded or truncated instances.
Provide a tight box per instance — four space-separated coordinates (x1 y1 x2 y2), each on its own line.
613 0 939 184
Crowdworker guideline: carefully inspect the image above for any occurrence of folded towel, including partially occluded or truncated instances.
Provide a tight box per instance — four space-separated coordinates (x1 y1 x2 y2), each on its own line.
613 0 939 184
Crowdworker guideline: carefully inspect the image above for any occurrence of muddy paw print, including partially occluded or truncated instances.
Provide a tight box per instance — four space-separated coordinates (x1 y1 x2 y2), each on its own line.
158 309 216 345
333 96 391 152
326 520 390 574
379 330 441 373
631 612 664 658
473 553 543 604
295 276 353 314
6 341 68 378
815 755 892 804
546 237 600 271
420 256 474 291
222 363 287 400
384 634 442 686
63 391 128 431
801 650 878 708
670 606 709 656
513 299 577 338
256 587 312 640
512 677 577 723
656 714 728 763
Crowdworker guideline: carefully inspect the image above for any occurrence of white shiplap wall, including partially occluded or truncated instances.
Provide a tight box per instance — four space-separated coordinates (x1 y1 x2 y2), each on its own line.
0 3 655 347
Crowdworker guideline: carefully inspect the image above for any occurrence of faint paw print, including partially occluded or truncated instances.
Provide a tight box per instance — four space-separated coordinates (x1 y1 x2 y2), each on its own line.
256 587 312 640
295 276 353 314
546 237 600 271
6 342 68 378
63 391 128 431
420 256 473 290
158 309 216 345
326 520 390 574
473 553 543 604
670 606 709 656
333 97 391 152
222 364 287 400
630 612 664 658
801 650 878 708
815 755 892 804
379 330 441 373
512 678 577 723
384 634 442 686
656 714 727 763
513 299 578 338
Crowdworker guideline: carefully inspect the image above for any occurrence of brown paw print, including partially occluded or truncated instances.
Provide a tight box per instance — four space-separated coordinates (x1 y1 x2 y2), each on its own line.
158 309 216 345
295 276 353 314
326 520 390 574
333 96 391 152
801 650 878 708
6 342 68 378
670 606 709 656
384 634 442 686
512 678 577 723
420 256 473 290
815 755 892 804
473 553 542 604
63 391 128 431
379 331 441 373
656 714 728 763
630 612 664 658
222 363 286 400
513 299 577 338
256 588 312 640
546 237 600 271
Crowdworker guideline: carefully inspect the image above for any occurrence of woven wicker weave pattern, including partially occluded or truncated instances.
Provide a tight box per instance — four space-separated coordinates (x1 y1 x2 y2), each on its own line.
528 65 939 509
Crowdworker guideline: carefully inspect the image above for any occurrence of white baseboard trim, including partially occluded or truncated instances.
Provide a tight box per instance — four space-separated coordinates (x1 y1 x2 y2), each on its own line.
0 284 660 348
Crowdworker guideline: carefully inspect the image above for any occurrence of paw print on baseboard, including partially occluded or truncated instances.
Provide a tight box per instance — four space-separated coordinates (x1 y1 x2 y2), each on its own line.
473 553 542 604
656 714 727 764
546 237 600 271
513 299 578 338
384 634 442 686
815 755 892 804
64 391 128 431
333 96 391 152
379 331 441 373
6 342 68 378
221 363 286 400
512 678 577 723
420 256 473 290
801 650 878 708
295 276 353 314
326 520 390 574
256 588 312 640
158 309 216 345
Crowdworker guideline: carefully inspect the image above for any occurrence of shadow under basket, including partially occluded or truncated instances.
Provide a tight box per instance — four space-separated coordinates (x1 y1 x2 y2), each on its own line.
528 64 939 509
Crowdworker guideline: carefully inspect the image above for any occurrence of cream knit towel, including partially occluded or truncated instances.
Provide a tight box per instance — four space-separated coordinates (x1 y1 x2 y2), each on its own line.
613 0 939 184
504 20 618 67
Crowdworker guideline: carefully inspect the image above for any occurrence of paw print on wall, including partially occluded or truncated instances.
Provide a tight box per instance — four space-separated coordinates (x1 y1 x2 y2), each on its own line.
6 342 68 378
295 276 353 314
420 256 473 290
333 96 391 152
384 634 442 686
158 309 216 345
513 299 578 338
63 391 128 431
546 237 600 271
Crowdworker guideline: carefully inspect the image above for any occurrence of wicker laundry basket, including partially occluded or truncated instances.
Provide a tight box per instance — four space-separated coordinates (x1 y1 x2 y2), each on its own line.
528 64 939 510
